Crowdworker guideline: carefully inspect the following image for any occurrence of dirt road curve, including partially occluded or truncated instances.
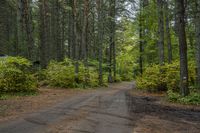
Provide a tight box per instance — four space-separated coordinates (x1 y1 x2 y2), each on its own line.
0 82 200 133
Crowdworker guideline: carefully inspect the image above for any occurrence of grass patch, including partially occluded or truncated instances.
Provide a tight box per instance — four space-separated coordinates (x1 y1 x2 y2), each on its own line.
0 91 38 100
167 90 200 105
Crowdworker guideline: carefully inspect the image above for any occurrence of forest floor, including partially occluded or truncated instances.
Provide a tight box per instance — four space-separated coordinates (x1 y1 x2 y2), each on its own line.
0 82 200 133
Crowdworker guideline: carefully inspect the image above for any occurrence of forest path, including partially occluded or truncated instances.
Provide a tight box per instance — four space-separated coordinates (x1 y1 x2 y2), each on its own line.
0 82 200 133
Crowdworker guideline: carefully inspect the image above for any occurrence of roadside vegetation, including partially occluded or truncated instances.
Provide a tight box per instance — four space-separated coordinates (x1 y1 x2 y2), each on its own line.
136 61 200 105
132 0 200 105
0 57 37 93
0 56 134 99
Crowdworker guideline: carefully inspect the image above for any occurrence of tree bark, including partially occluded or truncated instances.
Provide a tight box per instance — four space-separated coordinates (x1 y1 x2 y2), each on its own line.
157 0 165 66
73 0 79 83
176 0 189 96
67 0 73 59
195 0 200 89
39 0 48 68
55 0 63 61
164 0 172 63
108 0 116 83
0 1 7 55
21 0 34 60
82 0 89 84
96 0 103 85
139 7 143 75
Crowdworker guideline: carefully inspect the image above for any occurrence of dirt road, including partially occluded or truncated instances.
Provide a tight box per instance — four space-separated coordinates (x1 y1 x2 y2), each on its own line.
0 82 200 133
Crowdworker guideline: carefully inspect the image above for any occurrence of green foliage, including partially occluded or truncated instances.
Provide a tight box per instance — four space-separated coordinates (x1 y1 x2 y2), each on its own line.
46 59 76 88
136 64 166 92
115 74 122 82
0 91 38 100
78 63 99 88
136 60 199 105
164 61 180 92
167 90 200 105
46 58 100 88
0 57 37 93
87 68 99 87
165 61 196 92
116 42 135 81
34 70 47 82
167 90 181 102
136 61 196 92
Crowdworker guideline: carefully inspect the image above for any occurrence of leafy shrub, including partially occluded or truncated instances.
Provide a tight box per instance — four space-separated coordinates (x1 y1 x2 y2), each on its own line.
77 64 99 88
136 61 199 105
136 61 196 92
115 74 122 82
136 64 166 92
165 61 196 92
87 68 100 87
46 59 100 88
46 60 75 88
164 61 180 92
0 57 37 93
35 70 47 81
120 71 133 81
167 90 200 105
167 90 181 102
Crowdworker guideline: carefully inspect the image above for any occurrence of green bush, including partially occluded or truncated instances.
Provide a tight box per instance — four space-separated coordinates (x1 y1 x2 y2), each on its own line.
46 60 75 88
165 61 196 92
167 90 200 105
164 61 180 92
167 90 181 102
87 68 99 87
136 61 196 92
77 64 99 87
136 61 199 105
115 74 122 82
46 59 100 88
120 71 133 81
136 64 166 92
0 57 37 93
34 70 47 82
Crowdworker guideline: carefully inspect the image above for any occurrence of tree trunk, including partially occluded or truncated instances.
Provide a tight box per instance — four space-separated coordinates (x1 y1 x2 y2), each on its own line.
96 0 103 85
82 0 89 84
61 8 66 60
176 0 189 96
39 0 48 68
138 0 149 75
21 0 34 60
164 0 172 63
157 0 165 66
108 0 116 83
67 0 73 58
112 0 116 82
0 1 7 55
195 0 200 89
55 0 63 61
139 0 145 75
17 0 26 57
73 0 79 83
50 0 56 60
16 0 35 59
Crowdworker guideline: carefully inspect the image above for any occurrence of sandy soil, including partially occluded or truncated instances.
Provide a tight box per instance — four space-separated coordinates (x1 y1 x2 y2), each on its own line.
0 87 92 123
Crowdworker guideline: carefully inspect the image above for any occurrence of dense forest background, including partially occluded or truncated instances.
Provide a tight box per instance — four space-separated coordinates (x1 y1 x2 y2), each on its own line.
0 0 200 103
